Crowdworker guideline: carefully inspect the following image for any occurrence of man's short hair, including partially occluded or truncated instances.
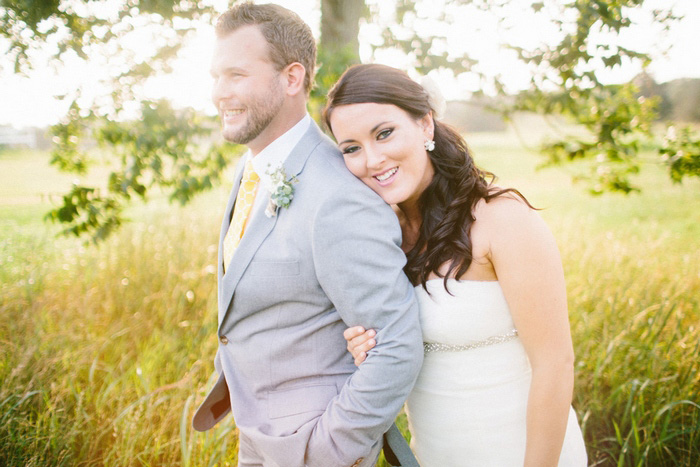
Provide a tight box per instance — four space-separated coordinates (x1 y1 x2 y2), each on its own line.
216 2 317 95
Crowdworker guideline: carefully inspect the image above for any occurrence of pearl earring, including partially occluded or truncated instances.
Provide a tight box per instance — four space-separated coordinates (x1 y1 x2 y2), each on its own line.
424 139 435 152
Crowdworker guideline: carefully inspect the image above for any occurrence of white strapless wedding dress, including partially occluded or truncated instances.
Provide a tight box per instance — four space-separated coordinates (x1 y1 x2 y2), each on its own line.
405 279 587 466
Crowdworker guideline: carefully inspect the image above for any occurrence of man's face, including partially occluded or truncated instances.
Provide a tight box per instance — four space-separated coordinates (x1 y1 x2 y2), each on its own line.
210 25 286 150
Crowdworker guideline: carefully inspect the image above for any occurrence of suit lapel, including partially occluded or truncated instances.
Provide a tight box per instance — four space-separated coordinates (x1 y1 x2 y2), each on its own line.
284 119 323 179
217 121 326 328
218 183 278 326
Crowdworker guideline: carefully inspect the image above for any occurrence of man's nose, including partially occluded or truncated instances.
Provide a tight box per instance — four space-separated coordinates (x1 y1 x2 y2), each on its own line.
211 77 228 106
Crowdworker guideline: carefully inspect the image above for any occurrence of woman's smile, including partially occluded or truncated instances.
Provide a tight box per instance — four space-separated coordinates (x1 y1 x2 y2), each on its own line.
374 167 399 184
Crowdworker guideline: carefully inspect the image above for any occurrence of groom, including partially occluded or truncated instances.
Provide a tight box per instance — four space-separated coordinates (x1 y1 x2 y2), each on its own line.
192 3 423 467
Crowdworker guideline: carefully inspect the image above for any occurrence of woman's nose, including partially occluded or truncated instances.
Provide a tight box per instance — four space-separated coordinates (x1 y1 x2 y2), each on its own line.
365 146 386 170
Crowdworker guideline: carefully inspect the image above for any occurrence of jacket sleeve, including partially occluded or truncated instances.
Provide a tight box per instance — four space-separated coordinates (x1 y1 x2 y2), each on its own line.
305 179 424 466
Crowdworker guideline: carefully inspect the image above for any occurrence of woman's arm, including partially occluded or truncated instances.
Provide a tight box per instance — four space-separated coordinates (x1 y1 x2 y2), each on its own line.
484 197 575 467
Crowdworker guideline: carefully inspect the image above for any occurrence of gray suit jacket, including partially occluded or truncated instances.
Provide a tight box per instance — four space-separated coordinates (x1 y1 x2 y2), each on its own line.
192 121 423 467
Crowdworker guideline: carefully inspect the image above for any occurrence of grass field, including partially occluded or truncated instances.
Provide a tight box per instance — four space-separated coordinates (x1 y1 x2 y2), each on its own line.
1 125 698 466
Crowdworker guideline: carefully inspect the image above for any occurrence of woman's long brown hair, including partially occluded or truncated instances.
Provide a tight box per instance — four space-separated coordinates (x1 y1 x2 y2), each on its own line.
323 64 533 292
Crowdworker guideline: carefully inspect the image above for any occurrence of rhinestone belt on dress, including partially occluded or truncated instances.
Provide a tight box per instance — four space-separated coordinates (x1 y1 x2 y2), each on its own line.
423 329 519 353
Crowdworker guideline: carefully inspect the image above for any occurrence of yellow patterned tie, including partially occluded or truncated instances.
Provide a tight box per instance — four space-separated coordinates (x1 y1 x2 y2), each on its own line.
223 160 259 271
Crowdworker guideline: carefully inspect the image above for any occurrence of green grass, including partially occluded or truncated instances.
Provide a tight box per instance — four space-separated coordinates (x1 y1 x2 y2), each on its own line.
474 130 700 466
1 129 698 466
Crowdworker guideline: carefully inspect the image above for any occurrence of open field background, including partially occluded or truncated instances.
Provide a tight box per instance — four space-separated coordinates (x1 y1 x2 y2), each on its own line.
1 120 699 466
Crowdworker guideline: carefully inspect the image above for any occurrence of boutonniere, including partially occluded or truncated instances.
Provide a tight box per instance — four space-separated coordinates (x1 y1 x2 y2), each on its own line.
265 164 298 217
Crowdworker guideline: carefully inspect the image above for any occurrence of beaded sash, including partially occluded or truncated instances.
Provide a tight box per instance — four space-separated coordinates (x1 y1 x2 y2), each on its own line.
423 329 518 353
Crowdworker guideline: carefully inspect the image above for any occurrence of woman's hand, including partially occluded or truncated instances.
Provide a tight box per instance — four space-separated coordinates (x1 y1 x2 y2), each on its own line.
343 326 377 366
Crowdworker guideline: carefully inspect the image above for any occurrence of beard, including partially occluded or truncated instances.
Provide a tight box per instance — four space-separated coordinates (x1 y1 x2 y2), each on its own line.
222 80 285 145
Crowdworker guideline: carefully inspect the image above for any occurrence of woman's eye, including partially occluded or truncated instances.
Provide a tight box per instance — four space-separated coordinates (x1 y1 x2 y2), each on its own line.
377 128 393 140
342 145 360 155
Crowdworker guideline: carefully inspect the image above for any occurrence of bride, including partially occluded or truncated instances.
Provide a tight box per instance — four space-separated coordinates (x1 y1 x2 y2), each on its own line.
323 64 587 466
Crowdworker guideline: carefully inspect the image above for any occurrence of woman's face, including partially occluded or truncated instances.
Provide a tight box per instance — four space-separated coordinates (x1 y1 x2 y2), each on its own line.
329 102 434 207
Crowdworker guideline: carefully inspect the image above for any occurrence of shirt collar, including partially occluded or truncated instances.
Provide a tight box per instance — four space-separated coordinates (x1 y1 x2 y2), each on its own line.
248 114 311 191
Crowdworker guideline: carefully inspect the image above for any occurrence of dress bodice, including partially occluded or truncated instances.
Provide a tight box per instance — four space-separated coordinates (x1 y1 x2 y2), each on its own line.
415 279 516 346
406 279 588 466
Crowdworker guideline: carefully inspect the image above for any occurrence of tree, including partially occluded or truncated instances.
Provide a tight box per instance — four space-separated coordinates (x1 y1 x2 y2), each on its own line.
2 0 236 240
496 1 700 194
1 0 698 241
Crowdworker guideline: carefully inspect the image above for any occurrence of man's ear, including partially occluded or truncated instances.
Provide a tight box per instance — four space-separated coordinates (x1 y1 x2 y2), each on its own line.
282 62 306 97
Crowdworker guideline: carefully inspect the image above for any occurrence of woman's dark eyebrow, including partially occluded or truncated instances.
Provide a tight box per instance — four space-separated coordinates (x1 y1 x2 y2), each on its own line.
338 121 392 146
370 121 390 134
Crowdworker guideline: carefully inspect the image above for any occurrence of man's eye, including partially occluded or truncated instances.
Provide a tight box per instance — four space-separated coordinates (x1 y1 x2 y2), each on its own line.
342 145 360 155
377 128 393 140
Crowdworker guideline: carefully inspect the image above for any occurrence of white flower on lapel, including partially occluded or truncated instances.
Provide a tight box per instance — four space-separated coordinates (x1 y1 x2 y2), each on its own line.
265 164 298 218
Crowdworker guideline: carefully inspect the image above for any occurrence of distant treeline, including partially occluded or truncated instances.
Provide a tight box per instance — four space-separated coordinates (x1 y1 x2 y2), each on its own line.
635 75 700 123
442 100 508 133
443 76 700 134
3 76 697 150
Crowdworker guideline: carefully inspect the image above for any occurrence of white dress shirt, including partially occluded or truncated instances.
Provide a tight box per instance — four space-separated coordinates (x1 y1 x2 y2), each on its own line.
245 114 311 192
240 114 311 224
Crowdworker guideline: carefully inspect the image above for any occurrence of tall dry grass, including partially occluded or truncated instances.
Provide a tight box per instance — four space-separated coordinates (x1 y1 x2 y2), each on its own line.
1 196 235 466
1 135 698 465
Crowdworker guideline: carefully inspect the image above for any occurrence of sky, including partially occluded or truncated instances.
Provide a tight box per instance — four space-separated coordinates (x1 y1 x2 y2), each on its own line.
0 0 698 129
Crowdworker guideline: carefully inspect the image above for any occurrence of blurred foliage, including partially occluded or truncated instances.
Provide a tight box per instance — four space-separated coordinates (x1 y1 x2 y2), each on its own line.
2 0 224 242
489 0 700 195
367 0 478 75
1 0 699 240
1 0 210 72
309 43 360 123
45 99 240 242
660 125 700 184
364 0 700 194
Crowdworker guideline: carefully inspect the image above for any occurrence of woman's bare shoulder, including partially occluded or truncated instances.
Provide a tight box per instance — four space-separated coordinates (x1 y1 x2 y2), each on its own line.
473 191 536 226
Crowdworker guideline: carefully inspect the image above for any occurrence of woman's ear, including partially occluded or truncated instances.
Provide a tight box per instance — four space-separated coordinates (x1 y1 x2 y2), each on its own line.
420 112 435 140
283 62 306 96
